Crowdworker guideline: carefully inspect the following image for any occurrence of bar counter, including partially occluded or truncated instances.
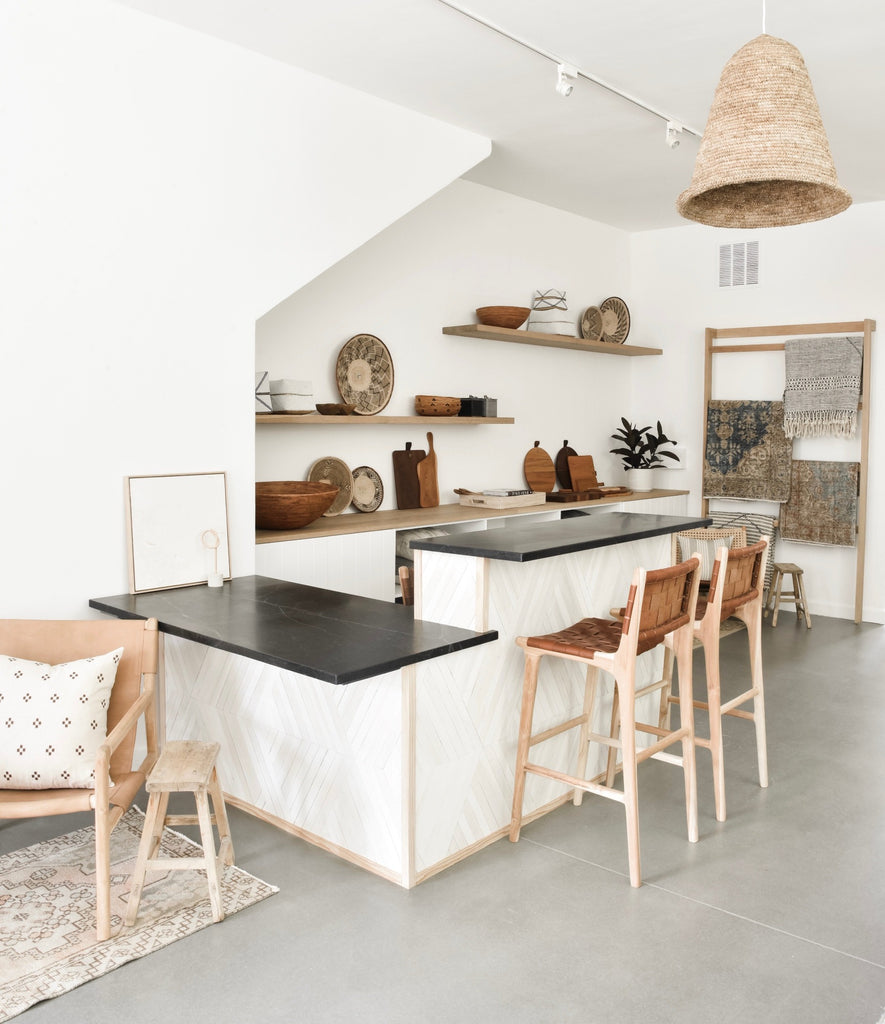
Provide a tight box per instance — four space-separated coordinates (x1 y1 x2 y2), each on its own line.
90 510 708 889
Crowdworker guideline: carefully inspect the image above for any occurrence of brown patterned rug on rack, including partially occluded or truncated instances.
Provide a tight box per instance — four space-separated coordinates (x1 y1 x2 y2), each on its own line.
703 400 792 502
780 460 860 546
0 808 277 1022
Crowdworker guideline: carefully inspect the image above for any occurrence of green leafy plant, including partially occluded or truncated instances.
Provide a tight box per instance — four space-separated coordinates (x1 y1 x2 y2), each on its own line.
610 418 679 470
644 421 680 467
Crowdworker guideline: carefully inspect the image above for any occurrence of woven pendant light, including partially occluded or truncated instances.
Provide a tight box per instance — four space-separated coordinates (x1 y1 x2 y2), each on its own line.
677 34 851 228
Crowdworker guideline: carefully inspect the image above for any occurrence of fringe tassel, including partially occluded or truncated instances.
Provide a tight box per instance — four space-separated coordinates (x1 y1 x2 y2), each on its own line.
783 409 857 439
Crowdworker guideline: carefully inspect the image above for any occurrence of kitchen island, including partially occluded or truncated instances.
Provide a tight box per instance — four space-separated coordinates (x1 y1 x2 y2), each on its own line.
91 511 707 887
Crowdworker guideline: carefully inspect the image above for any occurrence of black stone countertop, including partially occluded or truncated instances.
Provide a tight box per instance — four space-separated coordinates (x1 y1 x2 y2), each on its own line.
90 575 497 685
410 511 711 562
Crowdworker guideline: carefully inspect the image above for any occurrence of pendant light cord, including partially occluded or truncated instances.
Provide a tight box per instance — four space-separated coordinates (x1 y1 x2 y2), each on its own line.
762 0 767 34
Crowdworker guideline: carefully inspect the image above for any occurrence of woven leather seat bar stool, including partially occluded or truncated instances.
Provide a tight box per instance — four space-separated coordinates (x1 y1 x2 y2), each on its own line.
510 556 701 888
663 538 770 822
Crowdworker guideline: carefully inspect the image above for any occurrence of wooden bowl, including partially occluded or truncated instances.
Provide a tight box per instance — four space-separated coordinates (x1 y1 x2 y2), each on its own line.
415 395 461 416
255 481 339 530
476 305 530 329
315 403 356 416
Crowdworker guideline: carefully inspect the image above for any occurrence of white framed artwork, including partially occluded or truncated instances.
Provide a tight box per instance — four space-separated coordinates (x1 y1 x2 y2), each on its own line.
125 472 232 593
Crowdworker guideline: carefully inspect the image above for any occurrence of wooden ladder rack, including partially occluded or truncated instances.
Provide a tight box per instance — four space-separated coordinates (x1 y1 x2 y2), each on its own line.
702 319 875 624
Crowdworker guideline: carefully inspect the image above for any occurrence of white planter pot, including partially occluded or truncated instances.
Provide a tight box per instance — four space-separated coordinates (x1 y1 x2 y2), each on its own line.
624 467 654 491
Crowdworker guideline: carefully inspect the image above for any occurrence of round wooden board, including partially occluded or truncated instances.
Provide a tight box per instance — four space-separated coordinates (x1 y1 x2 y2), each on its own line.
523 442 556 493
554 440 578 489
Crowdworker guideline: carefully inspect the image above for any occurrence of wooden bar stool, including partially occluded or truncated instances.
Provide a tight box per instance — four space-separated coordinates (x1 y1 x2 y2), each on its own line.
765 562 811 628
510 555 701 888
126 740 234 927
662 538 770 822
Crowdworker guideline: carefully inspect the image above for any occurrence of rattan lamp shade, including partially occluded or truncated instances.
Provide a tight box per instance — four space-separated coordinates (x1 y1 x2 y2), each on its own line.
677 34 851 228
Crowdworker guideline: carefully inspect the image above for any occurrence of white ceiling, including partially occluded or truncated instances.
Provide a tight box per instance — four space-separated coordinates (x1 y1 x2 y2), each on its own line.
119 0 885 231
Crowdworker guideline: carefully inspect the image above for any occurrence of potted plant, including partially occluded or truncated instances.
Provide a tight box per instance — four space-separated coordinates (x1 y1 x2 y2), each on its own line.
609 418 679 490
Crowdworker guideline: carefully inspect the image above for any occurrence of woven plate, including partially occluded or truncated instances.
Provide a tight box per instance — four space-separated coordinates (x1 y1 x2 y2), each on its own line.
599 297 631 344
580 306 603 342
307 457 353 516
335 334 394 415
351 465 384 513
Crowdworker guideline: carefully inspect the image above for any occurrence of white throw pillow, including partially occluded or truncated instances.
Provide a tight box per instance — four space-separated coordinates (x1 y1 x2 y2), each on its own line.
676 534 733 581
0 648 123 789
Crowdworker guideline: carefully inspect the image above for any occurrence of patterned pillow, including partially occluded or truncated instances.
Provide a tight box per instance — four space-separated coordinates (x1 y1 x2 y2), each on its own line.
0 648 122 790
676 534 734 581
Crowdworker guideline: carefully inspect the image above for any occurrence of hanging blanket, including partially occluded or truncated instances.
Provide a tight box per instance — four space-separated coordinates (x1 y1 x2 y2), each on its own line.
780 460 859 546
703 400 792 502
783 336 862 438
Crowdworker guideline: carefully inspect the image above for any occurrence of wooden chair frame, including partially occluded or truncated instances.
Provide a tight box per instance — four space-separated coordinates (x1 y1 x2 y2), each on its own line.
510 557 701 887
663 539 770 821
0 617 160 940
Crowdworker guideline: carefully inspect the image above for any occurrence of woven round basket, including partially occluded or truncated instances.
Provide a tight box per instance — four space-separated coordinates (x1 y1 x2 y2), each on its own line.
677 34 851 228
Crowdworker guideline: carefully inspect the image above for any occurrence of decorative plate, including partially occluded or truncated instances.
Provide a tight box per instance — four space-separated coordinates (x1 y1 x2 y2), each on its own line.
335 334 395 415
580 306 603 342
599 296 631 344
351 465 384 513
307 457 353 516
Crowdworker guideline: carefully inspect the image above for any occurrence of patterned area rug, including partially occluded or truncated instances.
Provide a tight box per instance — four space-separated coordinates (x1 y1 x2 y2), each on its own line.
703 400 792 502
0 808 277 1022
780 460 860 546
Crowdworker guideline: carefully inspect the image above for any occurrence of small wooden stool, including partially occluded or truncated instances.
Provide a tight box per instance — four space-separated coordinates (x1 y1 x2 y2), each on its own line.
765 562 812 629
126 740 234 927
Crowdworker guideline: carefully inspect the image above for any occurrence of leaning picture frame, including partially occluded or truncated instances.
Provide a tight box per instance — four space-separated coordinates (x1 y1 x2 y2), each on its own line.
125 472 232 593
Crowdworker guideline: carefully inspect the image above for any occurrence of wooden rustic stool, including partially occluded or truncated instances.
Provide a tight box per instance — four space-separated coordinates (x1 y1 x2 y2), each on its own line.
765 562 811 629
126 740 234 927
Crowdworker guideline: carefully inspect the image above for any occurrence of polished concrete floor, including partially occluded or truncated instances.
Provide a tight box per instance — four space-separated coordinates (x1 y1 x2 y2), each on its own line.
4 614 885 1023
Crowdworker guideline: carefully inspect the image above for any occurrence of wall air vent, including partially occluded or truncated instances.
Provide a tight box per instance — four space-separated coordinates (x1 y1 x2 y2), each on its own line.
718 241 759 287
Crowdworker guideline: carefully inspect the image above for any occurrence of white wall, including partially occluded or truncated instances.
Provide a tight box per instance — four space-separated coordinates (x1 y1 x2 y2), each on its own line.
257 179 638 503
0 0 489 618
630 205 885 622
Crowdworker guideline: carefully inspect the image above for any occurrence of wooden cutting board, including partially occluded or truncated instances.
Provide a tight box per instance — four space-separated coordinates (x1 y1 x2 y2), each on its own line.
392 441 425 509
417 431 439 508
523 441 556 493
567 455 599 492
554 440 578 490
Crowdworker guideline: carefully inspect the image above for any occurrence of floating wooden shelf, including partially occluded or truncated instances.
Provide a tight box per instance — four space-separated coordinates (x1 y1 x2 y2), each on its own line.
256 489 689 543
256 413 514 425
442 324 663 356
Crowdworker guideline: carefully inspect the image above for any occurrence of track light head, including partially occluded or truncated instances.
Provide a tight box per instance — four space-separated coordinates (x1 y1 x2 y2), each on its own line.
666 120 683 149
555 63 577 98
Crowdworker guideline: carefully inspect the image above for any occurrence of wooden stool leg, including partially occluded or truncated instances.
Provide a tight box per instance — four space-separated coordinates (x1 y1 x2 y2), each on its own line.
573 666 598 807
674 631 698 843
510 652 541 842
703 634 726 823
617 679 641 887
606 686 621 787
208 768 235 866
195 788 224 922
126 791 168 927
657 647 675 730
745 606 769 789
771 569 785 627
797 572 812 629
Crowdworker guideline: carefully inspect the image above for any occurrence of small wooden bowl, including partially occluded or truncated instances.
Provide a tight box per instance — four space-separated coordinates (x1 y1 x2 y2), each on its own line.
476 305 530 329
315 403 356 416
256 481 339 530
415 395 461 416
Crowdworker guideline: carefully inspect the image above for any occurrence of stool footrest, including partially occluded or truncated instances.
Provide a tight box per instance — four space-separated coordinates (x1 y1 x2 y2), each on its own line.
163 813 220 827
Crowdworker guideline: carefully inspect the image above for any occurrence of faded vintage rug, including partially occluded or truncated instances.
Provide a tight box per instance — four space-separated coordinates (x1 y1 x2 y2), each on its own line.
703 400 792 502
783 336 862 439
0 808 277 1022
780 460 860 546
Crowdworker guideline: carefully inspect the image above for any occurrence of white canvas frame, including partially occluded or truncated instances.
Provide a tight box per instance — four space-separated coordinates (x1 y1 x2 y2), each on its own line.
125 472 232 593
